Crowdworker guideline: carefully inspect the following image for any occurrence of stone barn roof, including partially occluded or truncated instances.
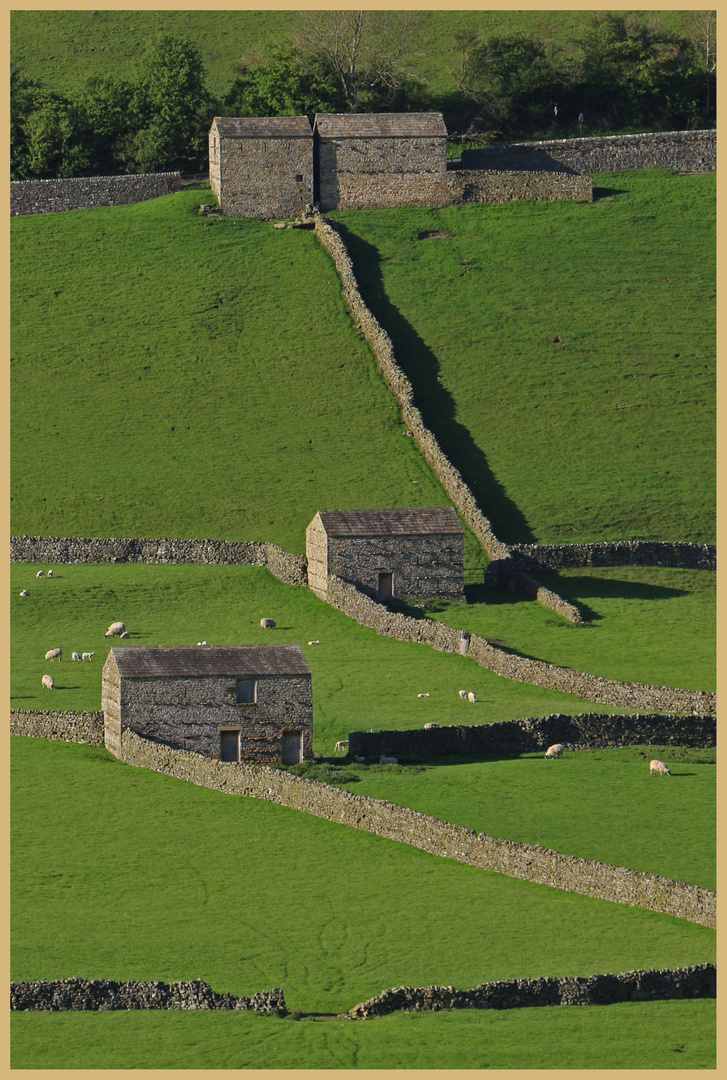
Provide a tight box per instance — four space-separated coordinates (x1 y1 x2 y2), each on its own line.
212 116 313 139
107 645 311 677
314 113 447 139
317 507 462 537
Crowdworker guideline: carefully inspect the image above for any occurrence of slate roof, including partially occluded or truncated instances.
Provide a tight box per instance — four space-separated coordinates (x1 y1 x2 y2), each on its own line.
109 645 311 678
213 116 313 139
317 507 461 537
314 113 447 139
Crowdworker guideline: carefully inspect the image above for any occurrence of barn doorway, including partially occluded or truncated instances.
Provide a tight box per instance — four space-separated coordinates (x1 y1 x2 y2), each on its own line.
281 730 303 765
377 572 394 600
220 730 240 762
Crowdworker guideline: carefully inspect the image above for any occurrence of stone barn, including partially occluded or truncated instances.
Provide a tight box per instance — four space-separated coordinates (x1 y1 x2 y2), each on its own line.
102 645 312 765
313 112 448 211
208 116 313 217
306 507 464 602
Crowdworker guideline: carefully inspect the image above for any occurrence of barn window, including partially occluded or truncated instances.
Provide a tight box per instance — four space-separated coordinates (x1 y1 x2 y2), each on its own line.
236 679 257 703
220 730 240 762
295 174 303 182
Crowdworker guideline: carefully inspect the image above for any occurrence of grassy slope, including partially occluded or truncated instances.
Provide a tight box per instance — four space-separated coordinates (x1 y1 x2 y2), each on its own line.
11 189 462 556
331 171 716 545
11 562 620 750
11 739 715 1017
330 747 716 889
10 1000 716 1070
10 9 699 101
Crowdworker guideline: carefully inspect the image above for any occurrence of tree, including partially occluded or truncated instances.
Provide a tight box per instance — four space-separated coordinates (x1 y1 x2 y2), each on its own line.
77 74 136 175
224 46 346 120
689 10 717 121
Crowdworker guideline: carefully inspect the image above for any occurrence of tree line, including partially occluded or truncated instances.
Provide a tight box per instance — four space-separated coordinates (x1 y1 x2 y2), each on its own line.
11 10 716 180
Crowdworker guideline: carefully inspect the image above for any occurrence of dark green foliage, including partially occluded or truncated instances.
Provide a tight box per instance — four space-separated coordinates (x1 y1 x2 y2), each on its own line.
223 46 346 121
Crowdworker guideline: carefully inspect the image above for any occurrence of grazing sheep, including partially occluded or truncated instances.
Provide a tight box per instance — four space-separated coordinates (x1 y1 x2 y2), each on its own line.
380 755 398 765
45 648 62 662
424 723 440 730
196 641 208 646
47 569 53 578
467 692 476 703
260 618 276 629
545 744 565 759
417 692 430 698
650 759 671 776
458 689 468 699
119 630 130 639
71 652 82 662
307 640 321 645
19 590 29 597
41 674 54 690
334 740 349 753
36 570 44 579
105 622 126 638
82 652 95 661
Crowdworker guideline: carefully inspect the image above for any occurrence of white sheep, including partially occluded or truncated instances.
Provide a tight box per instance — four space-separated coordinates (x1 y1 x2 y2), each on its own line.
650 759 671 776
458 689 468 699
19 590 29 597
334 740 349 753
119 630 130 639
380 755 398 765
424 723 440 730
545 744 565 759
105 621 126 638
197 641 208 646
41 674 54 690
307 640 321 645
45 648 62 662
47 569 53 578
467 692 476 703
36 570 44 578
417 692 430 698
82 652 95 661
71 652 82 662
260 618 276 629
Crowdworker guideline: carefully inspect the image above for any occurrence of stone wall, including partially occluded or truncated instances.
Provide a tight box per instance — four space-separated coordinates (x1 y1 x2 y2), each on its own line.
326 533 464 602
348 963 715 1018
10 535 308 587
347 711 716 761
312 215 583 625
445 169 592 204
115 729 715 926
11 978 286 1014
318 133 446 211
10 173 182 216
461 129 716 175
509 540 716 572
325 573 716 715
10 708 104 745
217 137 313 218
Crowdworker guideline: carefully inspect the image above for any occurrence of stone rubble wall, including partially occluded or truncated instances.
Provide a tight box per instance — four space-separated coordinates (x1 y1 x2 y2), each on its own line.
325 572 715 715
114 730 715 926
11 709 104 745
348 963 716 1018
445 169 592 203
10 535 308 587
509 540 716 572
217 137 313 218
461 129 716 175
348 711 716 760
312 215 583 625
10 173 182 216
326 532 464 602
10 978 286 1014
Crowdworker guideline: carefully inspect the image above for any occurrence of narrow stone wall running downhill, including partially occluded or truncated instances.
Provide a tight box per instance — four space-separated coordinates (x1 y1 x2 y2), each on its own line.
11 172 182 216
116 730 715 926
313 215 584 625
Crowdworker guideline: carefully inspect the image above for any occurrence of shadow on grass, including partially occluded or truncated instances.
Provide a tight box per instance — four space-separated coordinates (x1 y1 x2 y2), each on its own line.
538 573 691 603
334 222 536 545
592 186 629 201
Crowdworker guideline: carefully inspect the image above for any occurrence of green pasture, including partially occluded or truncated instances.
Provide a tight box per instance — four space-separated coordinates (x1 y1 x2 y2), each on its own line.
10 999 716 1070
331 170 716 545
10 9 699 101
425 566 715 691
11 562 622 751
11 738 715 1018
10 188 460 557
327 746 715 889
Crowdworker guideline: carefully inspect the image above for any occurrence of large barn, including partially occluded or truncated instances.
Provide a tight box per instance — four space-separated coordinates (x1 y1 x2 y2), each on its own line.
208 115 314 218
313 112 448 211
306 507 464 602
102 645 312 765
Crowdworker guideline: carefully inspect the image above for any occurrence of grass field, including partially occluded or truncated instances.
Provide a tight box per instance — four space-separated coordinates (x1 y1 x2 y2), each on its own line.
331 170 716 545
10 9 700 101
10 999 717 1070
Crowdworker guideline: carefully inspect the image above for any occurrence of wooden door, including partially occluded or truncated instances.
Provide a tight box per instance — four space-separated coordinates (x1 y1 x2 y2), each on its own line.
220 730 240 762
282 731 303 765
378 572 393 600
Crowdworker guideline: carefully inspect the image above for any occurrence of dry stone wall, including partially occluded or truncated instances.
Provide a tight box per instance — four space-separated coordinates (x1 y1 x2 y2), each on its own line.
446 169 592 203
461 130 716 175
116 729 715 926
348 711 716 760
10 978 286 1014
11 709 104 745
11 173 182 216
326 533 464 601
10 535 307 587
325 573 715 715
509 540 716 572
348 963 715 1017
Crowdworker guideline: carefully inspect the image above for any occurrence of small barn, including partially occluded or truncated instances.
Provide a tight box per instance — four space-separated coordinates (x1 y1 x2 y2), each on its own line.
306 507 464 602
209 116 314 218
313 112 448 211
102 645 312 765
